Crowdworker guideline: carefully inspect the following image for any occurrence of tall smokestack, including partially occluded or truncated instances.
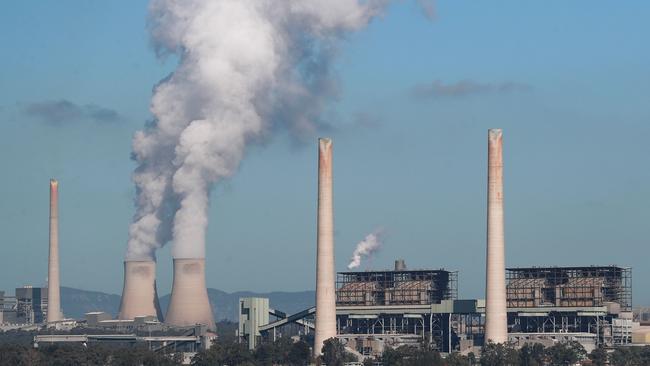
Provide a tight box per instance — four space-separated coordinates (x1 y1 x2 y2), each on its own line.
118 261 163 321
165 258 215 331
314 138 336 356
485 129 507 343
47 179 62 324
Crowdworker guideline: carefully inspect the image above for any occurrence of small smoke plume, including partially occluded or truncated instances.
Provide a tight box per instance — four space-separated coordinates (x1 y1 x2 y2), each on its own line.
125 0 399 261
348 229 384 269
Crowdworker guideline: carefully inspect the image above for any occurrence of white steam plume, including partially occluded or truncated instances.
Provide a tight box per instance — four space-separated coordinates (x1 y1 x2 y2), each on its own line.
348 229 384 269
124 0 394 261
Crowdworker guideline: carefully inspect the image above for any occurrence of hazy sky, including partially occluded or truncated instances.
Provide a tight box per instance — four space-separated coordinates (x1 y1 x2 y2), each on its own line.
1 1 649 304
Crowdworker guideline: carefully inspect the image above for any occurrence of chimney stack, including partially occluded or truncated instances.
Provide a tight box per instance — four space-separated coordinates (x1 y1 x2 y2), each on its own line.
165 258 215 331
485 129 507 343
314 138 336 356
394 259 407 271
47 179 62 324
118 260 163 321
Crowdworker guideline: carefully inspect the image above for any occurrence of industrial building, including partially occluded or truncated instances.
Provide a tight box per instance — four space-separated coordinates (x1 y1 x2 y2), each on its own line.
334 263 460 354
34 321 214 357
241 260 478 357
506 266 633 351
239 262 635 357
239 297 271 350
29 311 216 360
0 286 49 326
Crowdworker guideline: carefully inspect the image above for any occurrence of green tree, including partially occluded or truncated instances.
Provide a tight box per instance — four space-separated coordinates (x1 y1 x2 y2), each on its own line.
588 346 608 366
0 344 41 366
381 345 444 366
446 352 471 366
254 342 275 366
479 342 518 366
519 343 545 366
381 345 410 366
320 338 353 366
467 352 477 365
545 341 586 366
39 344 88 366
408 347 443 366
108 347 180 366
287 340 311 366
191 340 254 366
609 347 640 366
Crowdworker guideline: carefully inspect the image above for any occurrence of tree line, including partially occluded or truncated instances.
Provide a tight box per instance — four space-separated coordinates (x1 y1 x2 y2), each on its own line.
3 330 650 365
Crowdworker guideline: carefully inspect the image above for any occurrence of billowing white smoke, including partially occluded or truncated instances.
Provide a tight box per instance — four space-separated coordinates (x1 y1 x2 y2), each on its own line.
125 0 393 261
348 229 384 269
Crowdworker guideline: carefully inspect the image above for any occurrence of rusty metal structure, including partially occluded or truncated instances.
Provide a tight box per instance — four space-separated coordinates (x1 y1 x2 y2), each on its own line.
506 266 631 310
336 269 458 306
334 267 460 353
506 266 633 347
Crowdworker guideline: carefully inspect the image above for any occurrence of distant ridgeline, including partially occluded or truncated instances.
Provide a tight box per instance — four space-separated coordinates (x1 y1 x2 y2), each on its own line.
60 286 314 321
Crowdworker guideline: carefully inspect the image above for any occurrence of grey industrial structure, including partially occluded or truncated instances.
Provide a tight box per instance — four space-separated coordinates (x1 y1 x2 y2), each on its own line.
0 286 49 326
239 262 634 357
506 266 633 350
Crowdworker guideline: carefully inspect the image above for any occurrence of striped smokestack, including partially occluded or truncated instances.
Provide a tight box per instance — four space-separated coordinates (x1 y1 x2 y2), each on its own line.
485 129 507 343
314 138 336 356
47 179 62 324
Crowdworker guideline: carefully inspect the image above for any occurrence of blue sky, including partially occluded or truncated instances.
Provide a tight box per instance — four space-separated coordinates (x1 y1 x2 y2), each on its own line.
1 1 649 304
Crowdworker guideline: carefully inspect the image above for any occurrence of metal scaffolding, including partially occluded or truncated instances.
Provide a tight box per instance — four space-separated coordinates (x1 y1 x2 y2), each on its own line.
506 266 632 311
336 269 458 306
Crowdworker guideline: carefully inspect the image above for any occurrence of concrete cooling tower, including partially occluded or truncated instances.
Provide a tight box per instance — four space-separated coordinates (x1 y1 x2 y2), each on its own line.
118 260 163 321
314 138 337 356
165 258 215 331
484 129 508 343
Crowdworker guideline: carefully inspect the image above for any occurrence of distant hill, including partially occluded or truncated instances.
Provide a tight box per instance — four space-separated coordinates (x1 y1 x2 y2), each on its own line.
60 286 314 321
61 287 122 318
159 289 315 322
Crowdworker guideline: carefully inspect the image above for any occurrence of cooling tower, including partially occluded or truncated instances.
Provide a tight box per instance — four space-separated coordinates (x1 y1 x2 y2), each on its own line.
118 260 163 321
47 179 62 324
165 258 215 331
485 129 508 343
314 138 337 356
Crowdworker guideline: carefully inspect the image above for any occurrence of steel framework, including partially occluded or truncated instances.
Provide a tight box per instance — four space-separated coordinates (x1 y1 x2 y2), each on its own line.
506 266 632 311
336 269 458 306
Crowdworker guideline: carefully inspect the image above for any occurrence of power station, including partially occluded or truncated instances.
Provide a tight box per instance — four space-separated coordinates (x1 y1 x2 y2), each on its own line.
235 131 641 357
1 131 648 361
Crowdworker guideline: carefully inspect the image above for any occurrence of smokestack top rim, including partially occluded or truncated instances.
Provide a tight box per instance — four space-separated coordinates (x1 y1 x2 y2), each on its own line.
124 259 157 263
172 257 206 262
318 137 332 148
488 129 503 139
50 179 58 186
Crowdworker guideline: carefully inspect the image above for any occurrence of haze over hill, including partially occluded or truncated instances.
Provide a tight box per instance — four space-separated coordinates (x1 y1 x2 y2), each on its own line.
60 287 314 321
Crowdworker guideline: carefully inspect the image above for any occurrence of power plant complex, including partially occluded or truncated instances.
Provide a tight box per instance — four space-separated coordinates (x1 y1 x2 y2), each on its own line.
1 130 647 360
